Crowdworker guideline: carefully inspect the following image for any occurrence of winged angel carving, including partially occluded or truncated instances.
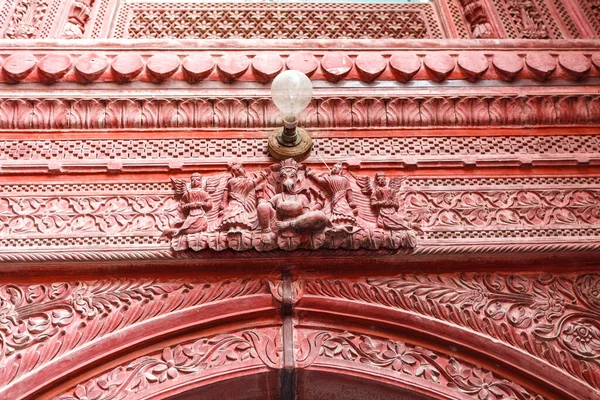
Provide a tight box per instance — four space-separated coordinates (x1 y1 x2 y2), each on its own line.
163 161 421 252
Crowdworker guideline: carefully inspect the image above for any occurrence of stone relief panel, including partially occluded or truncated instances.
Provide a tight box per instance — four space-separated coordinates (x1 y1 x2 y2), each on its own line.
111 2 445 39
490 0 582 38
163 160 421 252
0 175 599 261
303 272 600 392
0 278 270 388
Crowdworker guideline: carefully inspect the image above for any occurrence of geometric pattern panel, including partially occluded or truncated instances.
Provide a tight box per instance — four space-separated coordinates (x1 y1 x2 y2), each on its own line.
2 135 599 161
577 0 600 37
490 0 581 38
112 2 446 39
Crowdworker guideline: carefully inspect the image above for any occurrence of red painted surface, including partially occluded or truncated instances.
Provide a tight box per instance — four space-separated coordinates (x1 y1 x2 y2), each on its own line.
0 0 599 399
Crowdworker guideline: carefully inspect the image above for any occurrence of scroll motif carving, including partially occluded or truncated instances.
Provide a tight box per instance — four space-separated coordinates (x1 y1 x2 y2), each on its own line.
0 196 180 236
303 273 600 390
1 186 598 240
164 161 421 252
0 278 268 387
296 330 544 399
404 189 600 228
54 329 281 400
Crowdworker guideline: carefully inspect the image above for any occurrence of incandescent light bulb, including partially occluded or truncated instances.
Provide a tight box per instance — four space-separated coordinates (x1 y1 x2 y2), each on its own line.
270 70 313 122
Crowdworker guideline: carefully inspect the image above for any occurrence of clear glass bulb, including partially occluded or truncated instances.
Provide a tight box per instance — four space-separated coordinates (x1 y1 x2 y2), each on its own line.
270 70 313 121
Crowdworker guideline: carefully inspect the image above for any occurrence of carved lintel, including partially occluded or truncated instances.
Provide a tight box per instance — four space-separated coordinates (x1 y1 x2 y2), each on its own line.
163 160 421 253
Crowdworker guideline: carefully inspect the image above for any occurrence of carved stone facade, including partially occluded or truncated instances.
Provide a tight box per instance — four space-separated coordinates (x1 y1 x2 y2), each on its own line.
1 0 599 39
0 1 599 400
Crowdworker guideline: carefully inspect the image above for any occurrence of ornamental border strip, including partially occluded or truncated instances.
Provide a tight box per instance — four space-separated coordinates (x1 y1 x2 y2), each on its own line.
0 95 599 131
0 47 597 85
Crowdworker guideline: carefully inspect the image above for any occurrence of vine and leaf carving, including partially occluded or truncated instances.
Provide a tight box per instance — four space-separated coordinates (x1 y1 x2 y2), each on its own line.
304 273 600 390
0 195 181 236
55 327 542 400
404 189 600 227
296 330 543 399
55 330 280 400
0 278 267 387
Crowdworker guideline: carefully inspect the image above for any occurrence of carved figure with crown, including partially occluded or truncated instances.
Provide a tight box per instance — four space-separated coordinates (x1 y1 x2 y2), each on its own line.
257 159 328 251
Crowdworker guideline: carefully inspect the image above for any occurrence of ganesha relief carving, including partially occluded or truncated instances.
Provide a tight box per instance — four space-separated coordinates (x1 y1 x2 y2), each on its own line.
164 160 420 252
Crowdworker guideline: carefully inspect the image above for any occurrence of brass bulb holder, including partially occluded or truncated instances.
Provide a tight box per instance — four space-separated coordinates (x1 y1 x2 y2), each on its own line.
268 117 312 161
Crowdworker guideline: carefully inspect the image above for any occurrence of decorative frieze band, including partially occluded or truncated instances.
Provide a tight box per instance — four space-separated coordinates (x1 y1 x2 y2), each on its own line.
0 48 598 84
0 175 599 261
0 95 599 132
1 134 598 173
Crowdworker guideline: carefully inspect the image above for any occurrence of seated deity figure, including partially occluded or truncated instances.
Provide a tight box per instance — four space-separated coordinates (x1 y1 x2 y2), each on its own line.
163 173 213 238
305 162 358 227
257 159 328 243
217 162 268 232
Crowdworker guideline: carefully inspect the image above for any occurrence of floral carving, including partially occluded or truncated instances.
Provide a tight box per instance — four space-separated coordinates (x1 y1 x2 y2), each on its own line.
0 278 267 387
404 189 600 228
559 318 600 359
296 330 542 399
304 273 600 390
55 330 280 400
0 196 180 236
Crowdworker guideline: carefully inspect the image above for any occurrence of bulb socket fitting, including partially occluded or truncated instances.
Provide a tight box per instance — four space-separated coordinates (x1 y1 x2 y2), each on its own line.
278 116 301 147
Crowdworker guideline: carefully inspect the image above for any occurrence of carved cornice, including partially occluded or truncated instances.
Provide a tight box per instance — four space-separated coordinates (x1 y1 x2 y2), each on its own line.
302 273 600 394
0 41 598 85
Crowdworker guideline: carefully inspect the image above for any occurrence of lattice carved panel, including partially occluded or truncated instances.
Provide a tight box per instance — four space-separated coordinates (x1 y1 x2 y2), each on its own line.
577 0 600 37
490 0 582 38
111 2 446 39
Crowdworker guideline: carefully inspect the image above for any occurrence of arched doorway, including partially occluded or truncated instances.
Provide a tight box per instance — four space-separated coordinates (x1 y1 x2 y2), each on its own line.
4 270 596 400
